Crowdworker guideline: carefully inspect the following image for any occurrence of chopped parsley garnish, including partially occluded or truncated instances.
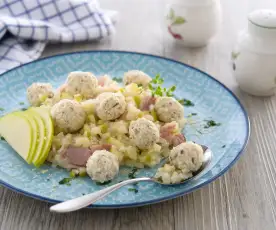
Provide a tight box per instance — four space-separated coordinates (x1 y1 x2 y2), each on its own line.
178 99 194 106
128 167 138 179
19 102 25 105
0 137 6 141
96 180 111 186
0 108 4 111
58 177 74 186
112 77 123 83
148 74 176 97
187 113 197 118
128 188 138 193
204 120 221 129
196 129 203 135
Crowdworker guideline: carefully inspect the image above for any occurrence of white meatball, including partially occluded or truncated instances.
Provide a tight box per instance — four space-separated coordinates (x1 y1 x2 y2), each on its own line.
129 118 159 150
27 83 54 106
66 71 98 97
123 70 152 88
96 93 126 121
96 92 114 102
51 99 86 133
169 142 203 172
86 150 119 183
154 97 184 122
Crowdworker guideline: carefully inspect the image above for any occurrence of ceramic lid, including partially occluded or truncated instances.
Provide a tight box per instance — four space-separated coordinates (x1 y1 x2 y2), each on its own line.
249 9 276 28
248 9 276 38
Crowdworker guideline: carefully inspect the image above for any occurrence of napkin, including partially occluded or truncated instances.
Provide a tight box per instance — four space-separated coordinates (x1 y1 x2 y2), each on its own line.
0 0 117 74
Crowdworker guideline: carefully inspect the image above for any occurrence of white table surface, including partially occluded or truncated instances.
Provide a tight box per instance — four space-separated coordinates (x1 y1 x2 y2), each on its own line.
1 0 276 229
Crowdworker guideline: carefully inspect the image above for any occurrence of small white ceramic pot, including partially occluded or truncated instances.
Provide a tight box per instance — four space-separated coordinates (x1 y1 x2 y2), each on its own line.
165 0 222 47
232 9 276 96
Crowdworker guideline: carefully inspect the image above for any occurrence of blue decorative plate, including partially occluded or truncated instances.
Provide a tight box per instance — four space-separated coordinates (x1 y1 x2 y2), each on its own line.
0 51 249 208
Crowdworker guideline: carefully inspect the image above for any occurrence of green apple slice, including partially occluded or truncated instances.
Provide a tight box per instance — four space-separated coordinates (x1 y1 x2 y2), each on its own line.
31 107 54 167
0 112 33 163
19 112 39 163
27 110 46 166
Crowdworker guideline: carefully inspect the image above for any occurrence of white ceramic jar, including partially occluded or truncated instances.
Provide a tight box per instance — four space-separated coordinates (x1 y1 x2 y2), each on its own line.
232 9 276 96
165 0 222 47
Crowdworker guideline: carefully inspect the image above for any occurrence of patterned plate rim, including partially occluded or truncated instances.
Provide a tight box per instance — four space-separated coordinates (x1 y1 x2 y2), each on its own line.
0 50 250 208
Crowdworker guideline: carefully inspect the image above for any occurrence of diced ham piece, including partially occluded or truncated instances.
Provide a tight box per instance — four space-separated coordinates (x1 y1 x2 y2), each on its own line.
160 122 186 146
90 144 112 153
160 122 177 139
57 84 67 93
97 75 121 95
64 144 112 167
66 146 92 166
98 75 117 87
140 96 156 111
171 133 186 147
58 161 80 170
98 76 106 87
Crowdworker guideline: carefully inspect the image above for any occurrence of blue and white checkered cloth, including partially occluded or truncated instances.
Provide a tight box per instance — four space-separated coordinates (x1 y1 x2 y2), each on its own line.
0 0 117 74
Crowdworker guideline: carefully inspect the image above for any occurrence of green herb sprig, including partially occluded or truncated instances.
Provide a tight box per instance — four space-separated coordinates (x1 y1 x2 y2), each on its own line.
204 120 221 129
58 177 74 186
149 74 196 108
112 77 123 83
128 167 138 179
178 99 194 106
148 74 176 97
128 188 138 193
187 113 197 118
96 180 111 186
